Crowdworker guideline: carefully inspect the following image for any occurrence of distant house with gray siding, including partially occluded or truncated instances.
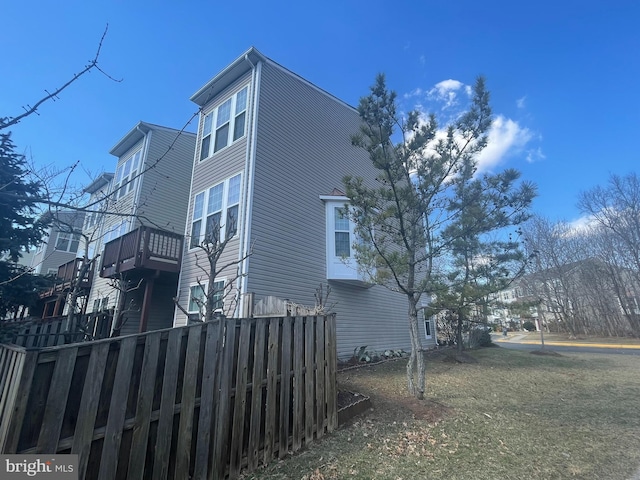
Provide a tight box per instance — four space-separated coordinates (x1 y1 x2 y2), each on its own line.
31 210 85 276
174 48 437 358
81 122 196 335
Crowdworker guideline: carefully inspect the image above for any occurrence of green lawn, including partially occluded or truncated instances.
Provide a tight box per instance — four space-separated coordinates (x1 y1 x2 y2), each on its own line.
242 346 640 480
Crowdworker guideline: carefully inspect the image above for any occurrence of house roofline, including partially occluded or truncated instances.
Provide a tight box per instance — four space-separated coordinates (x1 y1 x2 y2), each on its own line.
190 47 357 112
83 172 114 194
109 121 196 158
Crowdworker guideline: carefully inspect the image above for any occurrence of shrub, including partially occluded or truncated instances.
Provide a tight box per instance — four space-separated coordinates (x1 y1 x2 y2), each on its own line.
469 328 493 348
523 320 536 332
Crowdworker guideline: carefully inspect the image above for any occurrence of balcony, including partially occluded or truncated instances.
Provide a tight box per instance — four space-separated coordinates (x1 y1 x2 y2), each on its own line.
40 258 94 298
100 226 183 278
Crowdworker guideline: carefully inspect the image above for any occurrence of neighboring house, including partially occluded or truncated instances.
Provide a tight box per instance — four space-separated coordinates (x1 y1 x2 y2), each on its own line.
31 211 86 317
82 122 197 336
173 47 435 358
31 211 85 276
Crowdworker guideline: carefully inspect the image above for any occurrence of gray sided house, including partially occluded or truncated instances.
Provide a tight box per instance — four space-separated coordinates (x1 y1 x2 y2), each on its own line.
174 47 437 358
31 211 85 276
32 211 86 317
85 122 196 335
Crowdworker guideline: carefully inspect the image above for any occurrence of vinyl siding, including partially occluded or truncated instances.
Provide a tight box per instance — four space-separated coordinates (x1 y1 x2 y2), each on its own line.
85 127 194 329
135 128 196 234
174 73 252 325
246 61 428 358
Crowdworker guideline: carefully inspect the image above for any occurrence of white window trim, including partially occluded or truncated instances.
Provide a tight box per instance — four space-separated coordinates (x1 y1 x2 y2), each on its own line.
189 173 242 250
188 279 226 314
320 196 372 283
199 85 249 161
54 231 81 253
112 149 142 200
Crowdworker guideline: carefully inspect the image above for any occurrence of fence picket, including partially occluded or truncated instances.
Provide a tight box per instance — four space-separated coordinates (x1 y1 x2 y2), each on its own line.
174 324 202 480
229 320 252 477
304 317 315 445
97 336 138 480
279 317 293 459
152 328 182 480
315 317 326 439
193 321 221 479
127 332 161 480
71 342 110 479
213 319 237 479
247 318 266 470
263 318 280 465
36 347 78 453
292 317 304 451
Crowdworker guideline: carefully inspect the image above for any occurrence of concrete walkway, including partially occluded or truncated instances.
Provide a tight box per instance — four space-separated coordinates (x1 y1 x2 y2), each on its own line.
495 334 640 350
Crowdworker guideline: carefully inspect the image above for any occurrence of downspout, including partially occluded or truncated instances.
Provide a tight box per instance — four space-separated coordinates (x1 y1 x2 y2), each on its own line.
238 55 261 317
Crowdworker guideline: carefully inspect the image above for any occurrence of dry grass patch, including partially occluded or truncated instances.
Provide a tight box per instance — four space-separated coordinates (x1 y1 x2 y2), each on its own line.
242 347 640 480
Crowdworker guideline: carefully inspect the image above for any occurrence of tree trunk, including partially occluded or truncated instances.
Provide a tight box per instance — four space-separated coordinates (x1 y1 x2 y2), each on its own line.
406 294 425 399
455 309 465 354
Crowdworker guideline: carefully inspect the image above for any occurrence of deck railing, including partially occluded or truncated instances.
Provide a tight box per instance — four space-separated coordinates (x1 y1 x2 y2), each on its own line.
100 226 183 277
40 258 93 298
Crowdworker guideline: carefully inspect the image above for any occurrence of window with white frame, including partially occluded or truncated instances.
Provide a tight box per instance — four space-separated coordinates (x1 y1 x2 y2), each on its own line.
190 174 242 248
322 198 371 283
334 207 351 257
188 280 225 314
113 150 141 199
424 317 433 339
200 86 249 161
55 232 81 253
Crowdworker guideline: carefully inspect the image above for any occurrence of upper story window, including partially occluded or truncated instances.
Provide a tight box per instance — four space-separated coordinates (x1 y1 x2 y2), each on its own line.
200 86 249 161
55 232 81 253
113 150 141 200
190 173 242 249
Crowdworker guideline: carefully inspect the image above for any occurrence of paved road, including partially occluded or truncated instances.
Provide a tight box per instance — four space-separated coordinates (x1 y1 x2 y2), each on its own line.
494 334 640 356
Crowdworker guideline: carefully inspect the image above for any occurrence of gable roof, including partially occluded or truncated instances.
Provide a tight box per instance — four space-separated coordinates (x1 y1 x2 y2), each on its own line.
109 121 196 158
83 172 114 194
190 47 356 112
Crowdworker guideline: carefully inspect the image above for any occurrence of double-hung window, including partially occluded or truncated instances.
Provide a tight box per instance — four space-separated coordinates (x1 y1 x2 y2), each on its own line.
200 86 249 160
190 193 205 248
113 150 141 199
334 207 351 257
190 174 242 248
55 232 81 253
188 280 225 314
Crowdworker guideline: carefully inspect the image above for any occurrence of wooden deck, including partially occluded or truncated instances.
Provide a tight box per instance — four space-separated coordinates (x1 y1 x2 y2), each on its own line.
100 226 183 278
40 258 93 299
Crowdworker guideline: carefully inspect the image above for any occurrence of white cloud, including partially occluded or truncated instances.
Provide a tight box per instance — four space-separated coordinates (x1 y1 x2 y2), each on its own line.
516 96 527 109
403 87 423 99
428 79 465 109
476 115 533 173
525 147 545 164
568 214 596 232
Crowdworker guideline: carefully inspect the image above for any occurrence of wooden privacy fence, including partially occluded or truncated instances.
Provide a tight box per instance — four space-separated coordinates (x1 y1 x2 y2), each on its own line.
0 315 337 479
1 311 113 348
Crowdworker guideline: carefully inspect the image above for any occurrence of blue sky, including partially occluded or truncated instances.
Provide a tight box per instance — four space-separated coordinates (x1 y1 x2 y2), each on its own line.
2 0 638 225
